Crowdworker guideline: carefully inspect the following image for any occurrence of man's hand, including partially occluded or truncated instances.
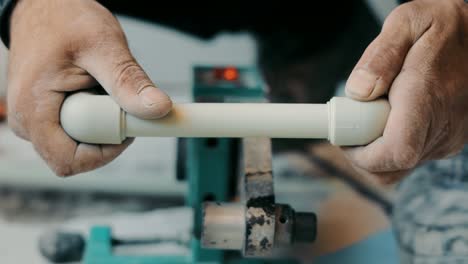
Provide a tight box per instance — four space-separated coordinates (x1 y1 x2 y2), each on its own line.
7 0 172 176
344 0 468 183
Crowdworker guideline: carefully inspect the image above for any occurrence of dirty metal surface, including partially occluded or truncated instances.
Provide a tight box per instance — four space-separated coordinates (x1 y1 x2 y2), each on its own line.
274 204 294 247
242 137 276 257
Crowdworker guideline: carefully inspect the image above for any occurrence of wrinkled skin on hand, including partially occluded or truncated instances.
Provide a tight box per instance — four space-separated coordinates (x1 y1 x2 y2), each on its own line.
7 0 172 176
345 0 468 183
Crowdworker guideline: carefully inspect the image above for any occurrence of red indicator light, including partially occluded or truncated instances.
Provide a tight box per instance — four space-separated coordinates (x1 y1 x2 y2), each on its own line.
214 67 239 81
223 67 238 81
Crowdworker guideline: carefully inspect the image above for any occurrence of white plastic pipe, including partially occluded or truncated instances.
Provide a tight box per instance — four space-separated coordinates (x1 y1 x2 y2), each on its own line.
60 93 390 146
126 103 328 138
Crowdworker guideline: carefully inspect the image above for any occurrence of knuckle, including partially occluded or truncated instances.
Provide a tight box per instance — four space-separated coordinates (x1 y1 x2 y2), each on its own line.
345 148 380 172
376 177 391 186
113 59 139 85
390 144 421 170
39 149 74 177
51 164 75 178
7 112 29 140
34 144 76 177
378 172 406 186
386 2 433 39
430 4 460 36
378 44 403 65
385 4 412 28
364 42 404 78
113 59 152 93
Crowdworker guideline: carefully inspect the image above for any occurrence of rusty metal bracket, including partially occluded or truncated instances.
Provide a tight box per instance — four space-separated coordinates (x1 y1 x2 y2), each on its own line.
202 137 316 258
243 137 276 257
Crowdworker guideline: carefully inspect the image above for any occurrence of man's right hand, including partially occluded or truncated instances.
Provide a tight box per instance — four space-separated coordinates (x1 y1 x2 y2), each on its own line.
7 0 172 176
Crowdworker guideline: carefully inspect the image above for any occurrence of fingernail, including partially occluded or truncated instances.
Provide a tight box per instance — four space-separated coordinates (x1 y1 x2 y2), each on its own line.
139 86 169 108
346 69 378 98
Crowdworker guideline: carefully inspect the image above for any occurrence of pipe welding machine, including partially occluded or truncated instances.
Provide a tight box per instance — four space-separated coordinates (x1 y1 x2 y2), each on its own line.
58 65 390 264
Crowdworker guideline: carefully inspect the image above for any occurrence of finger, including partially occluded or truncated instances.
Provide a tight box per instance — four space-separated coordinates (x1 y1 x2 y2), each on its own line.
25 89 133 176
65 139 134 176
76 34 172 120
344 72 430 173
350 163 413 185
7 76 98 142
345 5 430 101
31 119 133 176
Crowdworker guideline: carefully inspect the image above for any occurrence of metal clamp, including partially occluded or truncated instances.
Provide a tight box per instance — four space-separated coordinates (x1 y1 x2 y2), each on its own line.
202 137 316 258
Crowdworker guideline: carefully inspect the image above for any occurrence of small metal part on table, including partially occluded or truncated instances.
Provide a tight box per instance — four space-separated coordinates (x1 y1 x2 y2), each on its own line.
39 231 85 263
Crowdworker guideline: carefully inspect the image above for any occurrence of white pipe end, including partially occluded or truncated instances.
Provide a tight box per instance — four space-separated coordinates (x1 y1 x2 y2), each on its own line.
328 97 390 146
60 93 124 145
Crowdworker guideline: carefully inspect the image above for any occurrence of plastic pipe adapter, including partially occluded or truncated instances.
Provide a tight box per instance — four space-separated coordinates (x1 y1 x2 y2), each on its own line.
60 93 390 146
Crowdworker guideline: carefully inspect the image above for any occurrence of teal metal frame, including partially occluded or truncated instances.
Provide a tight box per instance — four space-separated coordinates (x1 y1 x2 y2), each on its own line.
84 227 188 264
83 66 298 264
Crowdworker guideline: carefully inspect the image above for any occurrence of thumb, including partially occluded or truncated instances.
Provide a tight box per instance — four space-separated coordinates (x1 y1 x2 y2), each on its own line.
78 42 172 119
346 8 420 101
